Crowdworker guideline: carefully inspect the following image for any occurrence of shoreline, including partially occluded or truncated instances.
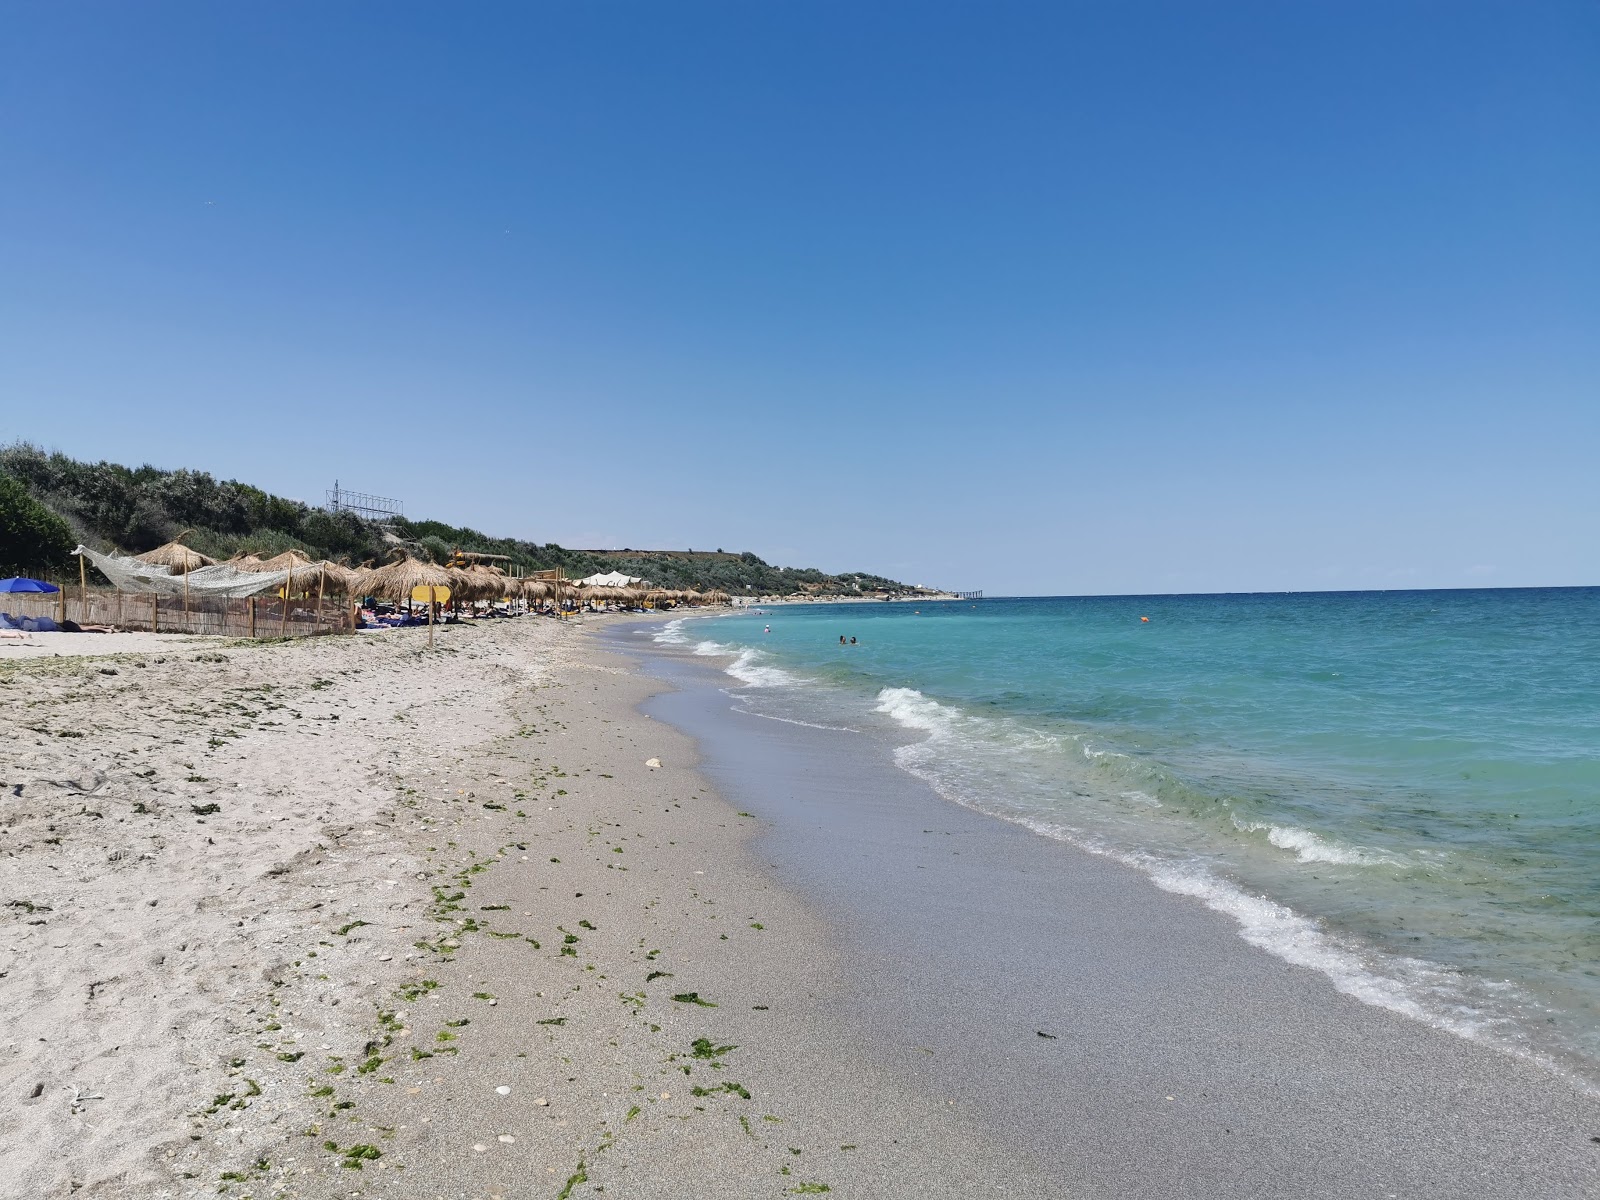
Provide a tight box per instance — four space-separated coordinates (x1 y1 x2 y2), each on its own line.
4 611 1595 1197
650 601 1600 1094
618 619 1600 1197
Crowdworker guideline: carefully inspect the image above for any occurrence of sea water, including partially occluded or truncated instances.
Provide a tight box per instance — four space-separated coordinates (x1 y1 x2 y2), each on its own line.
654 590 1600 1087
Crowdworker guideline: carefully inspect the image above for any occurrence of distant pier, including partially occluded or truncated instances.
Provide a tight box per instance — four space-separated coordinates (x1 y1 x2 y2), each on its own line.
953 590 983 600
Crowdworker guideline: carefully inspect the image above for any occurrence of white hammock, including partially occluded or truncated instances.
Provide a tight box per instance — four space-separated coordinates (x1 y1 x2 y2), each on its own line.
75 545 295 599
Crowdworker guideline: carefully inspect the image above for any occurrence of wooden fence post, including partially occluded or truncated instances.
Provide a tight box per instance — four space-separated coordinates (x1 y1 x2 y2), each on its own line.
249 597 256 639
151 593 159 634
78 554 87 622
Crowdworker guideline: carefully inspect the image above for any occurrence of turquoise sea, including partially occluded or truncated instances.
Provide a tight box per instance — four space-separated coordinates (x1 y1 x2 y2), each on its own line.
656 590 1600 1087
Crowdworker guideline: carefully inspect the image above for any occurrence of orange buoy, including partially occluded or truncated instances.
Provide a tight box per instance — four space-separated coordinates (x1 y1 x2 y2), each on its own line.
1140 616 1150 622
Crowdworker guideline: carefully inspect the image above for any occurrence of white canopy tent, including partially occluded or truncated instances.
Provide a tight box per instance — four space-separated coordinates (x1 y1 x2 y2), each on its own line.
578 570 648 587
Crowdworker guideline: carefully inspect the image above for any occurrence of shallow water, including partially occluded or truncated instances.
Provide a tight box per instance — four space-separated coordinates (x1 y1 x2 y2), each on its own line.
653 589 1600 1085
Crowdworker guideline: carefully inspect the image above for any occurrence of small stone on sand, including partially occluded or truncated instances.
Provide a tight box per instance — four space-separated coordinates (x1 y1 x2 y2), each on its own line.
497 1134 515 1144
496 1085 510 1095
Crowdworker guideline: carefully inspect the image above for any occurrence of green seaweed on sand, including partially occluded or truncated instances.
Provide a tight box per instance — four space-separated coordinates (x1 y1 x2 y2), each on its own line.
672 992 717 1007
555 1163 588 1200
398 979 439 1002
691 1081 751 1099
336 1143 382 1170
789 1185 831 1194
625 1104 641 1122
203 1093 236 1114
335 920 371 936
190 803 221 816
645 970 672 982
537 1017 566 1025
690 1038 736 1060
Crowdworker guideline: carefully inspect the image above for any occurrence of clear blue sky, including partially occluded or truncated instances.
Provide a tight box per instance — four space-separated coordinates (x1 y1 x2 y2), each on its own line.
2 2 1594 595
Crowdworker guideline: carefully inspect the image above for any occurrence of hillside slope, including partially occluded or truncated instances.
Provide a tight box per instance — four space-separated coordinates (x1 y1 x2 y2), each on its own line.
0 443 924 596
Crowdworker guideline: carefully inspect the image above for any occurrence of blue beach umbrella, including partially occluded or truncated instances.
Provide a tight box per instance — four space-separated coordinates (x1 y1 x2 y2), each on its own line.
0 577 61 593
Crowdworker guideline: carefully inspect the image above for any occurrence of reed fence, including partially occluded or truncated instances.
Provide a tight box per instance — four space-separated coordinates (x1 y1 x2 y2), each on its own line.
2 589 352 639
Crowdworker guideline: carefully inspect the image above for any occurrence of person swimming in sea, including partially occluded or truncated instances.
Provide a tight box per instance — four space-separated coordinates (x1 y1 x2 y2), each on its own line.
840 635 847 645
849 636 857 645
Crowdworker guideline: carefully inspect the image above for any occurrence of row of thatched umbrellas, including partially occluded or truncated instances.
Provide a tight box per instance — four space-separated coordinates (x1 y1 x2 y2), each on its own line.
130 540 729 608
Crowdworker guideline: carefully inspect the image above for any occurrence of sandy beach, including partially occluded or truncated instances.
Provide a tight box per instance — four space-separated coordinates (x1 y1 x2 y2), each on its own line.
4 614 1597 1199
1 616 1057 1199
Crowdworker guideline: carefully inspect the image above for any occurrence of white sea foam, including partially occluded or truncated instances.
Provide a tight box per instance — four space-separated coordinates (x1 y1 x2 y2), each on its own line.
1236 819 1405 867
725 698 862 734
662 623 809 689
653 618 690 645
723 648 802 688
874 687 962 734
867 686 1586 1088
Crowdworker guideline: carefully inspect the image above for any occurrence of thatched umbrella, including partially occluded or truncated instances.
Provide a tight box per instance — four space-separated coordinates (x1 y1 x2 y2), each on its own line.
308 561 357 595
461 565 507 605
232 550 326 597
134 536 216 574
365 556 454 647
253 549 313 571
521 579 552 609
366 556 452 600
133 534 217 617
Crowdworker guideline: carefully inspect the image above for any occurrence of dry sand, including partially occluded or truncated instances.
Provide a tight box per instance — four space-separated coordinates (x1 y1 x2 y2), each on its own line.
2 616 1051 1199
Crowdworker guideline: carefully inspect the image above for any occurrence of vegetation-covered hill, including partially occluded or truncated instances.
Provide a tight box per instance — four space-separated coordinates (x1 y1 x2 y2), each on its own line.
0 443 924 597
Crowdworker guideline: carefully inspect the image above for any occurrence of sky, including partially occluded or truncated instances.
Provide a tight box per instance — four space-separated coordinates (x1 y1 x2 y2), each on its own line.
1 2 1595 596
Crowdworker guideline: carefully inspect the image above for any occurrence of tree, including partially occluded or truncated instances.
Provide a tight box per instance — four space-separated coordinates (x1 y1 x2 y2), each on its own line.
0 473 76 577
